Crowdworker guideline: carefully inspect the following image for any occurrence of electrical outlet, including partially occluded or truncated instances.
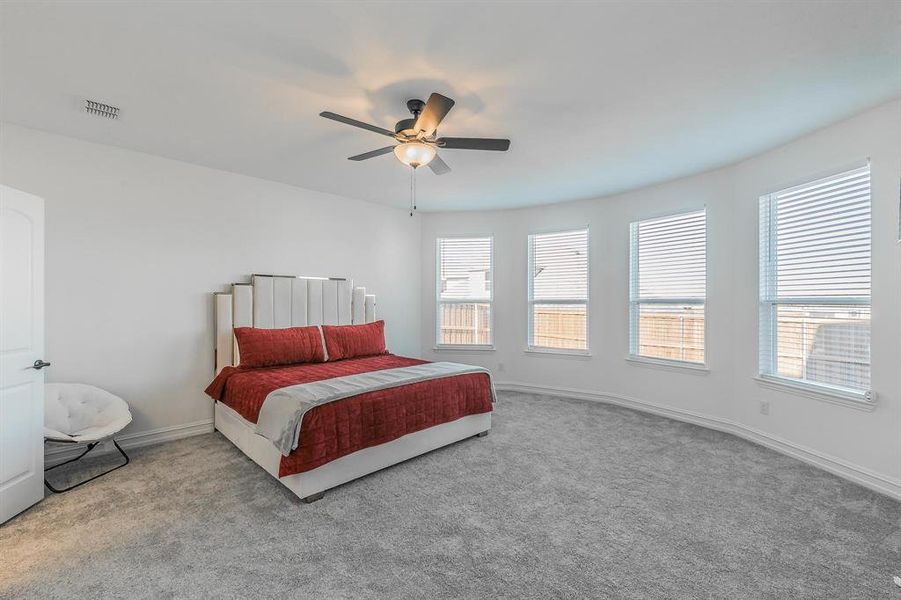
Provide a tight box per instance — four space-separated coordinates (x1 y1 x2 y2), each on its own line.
760 399 770 415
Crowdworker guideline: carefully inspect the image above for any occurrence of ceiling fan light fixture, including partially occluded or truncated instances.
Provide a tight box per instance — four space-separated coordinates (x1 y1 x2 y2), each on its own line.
394 141 436 168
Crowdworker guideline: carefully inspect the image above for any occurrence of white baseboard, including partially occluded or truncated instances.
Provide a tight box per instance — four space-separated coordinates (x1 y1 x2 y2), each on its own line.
45 419 215 467
496 381 901 502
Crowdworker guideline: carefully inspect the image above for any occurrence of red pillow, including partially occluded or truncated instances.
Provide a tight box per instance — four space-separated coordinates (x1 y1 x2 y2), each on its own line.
234 326 325 368
322 321 387 361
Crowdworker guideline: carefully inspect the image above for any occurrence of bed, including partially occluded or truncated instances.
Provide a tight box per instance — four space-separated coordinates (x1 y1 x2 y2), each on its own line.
207 274 494 503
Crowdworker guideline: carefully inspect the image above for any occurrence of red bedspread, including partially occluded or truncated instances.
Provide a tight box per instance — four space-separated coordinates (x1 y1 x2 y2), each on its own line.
205 355 493 476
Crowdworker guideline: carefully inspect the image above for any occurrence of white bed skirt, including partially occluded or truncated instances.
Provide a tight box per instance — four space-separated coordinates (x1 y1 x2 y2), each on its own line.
214 401 491 501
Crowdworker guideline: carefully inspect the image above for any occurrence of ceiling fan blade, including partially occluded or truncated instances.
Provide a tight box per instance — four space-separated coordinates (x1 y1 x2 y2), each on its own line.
438 137 510 151
348 146 396 161
428 154 451 175
320 112 396 137
413 93 455 136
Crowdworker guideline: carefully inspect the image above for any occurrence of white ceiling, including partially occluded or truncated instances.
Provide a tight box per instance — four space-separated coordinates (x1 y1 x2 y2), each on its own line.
2 1 899 211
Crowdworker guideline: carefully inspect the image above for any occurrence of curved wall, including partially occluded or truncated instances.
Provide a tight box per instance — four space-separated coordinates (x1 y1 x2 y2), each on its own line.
420 100 901 498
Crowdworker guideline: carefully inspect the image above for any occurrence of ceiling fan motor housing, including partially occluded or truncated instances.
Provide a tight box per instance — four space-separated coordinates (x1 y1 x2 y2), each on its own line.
396 99 426 135
394 118 416 135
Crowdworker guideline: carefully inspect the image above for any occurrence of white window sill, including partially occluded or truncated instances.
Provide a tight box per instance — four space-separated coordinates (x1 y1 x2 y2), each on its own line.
525 347 592 358
432 345 495 352
626 355 709 374
754 375 876 412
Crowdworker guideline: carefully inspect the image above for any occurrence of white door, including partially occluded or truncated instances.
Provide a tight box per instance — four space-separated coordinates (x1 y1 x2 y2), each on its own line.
0 185 45 524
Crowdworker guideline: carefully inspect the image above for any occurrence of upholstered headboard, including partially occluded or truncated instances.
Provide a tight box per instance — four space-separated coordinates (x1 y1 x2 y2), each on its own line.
213 274 376 374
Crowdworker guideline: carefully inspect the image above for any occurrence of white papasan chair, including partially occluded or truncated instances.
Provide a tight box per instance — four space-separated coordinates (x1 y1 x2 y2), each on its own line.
44 383 132 493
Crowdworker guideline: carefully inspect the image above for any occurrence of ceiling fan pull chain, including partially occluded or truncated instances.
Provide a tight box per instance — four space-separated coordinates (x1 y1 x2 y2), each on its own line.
409 166 420 216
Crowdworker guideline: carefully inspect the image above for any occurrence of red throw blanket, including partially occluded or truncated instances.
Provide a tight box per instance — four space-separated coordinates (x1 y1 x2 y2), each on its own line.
205 355 493 476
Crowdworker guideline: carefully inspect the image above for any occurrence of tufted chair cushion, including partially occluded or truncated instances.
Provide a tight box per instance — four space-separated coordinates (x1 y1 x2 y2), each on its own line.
44 383 132 442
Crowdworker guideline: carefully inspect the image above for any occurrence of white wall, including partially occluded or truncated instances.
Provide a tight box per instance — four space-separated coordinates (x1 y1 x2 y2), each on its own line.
0 124 421 441
420 100 901 497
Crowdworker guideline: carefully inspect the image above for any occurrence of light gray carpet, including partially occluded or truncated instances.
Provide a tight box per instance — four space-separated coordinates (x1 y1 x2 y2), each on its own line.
1 392 899 599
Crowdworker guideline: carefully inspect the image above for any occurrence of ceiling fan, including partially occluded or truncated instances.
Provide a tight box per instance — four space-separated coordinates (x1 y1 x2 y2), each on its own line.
319 92 510 176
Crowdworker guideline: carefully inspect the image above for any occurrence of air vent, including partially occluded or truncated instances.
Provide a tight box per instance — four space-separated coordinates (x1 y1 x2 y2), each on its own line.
85 99 119 119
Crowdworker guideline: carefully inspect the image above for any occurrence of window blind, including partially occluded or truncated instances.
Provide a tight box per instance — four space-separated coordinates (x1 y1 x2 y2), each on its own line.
630 209 706 364
437 237 492 346
528 229 589 351
759 165 871 395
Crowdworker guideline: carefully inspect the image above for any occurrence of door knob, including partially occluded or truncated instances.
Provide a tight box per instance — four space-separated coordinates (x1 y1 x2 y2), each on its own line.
31 360 51 370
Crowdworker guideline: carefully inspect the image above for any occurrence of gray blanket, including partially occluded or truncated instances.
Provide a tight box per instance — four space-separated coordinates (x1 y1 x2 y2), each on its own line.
256 362 496 455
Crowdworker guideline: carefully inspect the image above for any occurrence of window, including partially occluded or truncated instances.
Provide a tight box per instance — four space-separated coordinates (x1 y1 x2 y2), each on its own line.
759 165 871 397
436 236 493 347
630 209 707 365
528 229 589 352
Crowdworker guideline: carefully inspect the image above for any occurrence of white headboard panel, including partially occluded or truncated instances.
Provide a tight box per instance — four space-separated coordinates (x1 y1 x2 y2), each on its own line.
213 274 377 374
233 284 253 328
